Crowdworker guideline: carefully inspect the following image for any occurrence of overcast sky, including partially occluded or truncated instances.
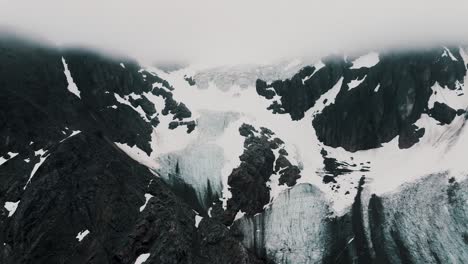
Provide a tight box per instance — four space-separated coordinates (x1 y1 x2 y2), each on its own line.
1 0 468 66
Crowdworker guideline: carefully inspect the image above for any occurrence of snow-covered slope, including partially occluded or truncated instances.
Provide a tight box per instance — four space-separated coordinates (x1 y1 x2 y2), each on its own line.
131 47 468 216
2 37 467 264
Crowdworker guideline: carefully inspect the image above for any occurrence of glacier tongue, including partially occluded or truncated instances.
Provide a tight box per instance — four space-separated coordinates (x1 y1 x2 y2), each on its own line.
233 173 468 264
233 184 334 263
155 111 241 208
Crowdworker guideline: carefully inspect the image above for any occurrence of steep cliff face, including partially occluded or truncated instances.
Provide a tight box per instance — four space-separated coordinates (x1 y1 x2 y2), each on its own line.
256 48 467 152
0 37 262 264
1 36 468 264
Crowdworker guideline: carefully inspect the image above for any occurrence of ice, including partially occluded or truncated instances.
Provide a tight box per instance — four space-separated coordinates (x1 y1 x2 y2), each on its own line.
76 229 90 242
350 52 380 69
235 184 333 263
4 201 20 217
139 193 154 212
134 253 150 264
0 152 19 166
61 57 81 98
134 57 468 215
155 111 239 207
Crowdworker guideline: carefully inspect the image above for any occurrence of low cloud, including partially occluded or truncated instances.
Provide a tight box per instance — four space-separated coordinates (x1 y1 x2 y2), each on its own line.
1 0 468 66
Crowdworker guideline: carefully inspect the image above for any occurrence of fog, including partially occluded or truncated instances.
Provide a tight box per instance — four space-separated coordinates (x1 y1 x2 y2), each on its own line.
1 0 468 67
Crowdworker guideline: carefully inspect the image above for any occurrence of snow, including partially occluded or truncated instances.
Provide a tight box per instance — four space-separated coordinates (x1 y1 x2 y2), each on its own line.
374 84 380 92
76 229 90 242
114 93 150 122
284 58 301 71
350 52 380 69
442 47 458 61
347 76 366 90
4 201 20 217
195 215 203 227
302 60 325 84
139 193 154 212
0 152 19 166
61 57 81 98
115 140 159 171
310 78 344 116
134 253 150 264
428 82 466 110
59 130 81 143
24 149 49 190
459 47 468 68
233 210 246 222
132 56 468 215
265 148 292 207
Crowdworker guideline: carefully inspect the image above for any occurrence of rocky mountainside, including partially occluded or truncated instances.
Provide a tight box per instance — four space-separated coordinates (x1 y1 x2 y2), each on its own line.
1 36 467 264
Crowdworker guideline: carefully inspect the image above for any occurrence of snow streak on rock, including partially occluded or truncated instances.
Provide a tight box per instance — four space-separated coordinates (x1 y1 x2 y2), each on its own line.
61 57 81 98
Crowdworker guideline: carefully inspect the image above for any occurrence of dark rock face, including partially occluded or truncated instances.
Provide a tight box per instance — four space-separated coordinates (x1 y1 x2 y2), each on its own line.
1 36 467 264
222 124 301 225
257 47 468 152
428 102 457 124
197 218 265 264
256 56 346 120
184 75 196 86
0 38 261 264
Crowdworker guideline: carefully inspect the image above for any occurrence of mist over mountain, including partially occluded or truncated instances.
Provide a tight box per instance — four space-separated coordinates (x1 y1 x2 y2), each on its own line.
2 0 468 66
1 2 468 264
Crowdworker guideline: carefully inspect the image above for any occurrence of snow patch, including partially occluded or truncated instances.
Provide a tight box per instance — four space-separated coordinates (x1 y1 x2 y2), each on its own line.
0 152 19 166
61 57 81 98
134 253 150 264
195 215 203 227
442 47 458 61
4 201 20 217
233 210 246 222
347 76 366 90
76 229 90 242
374 84 380 92
311 77 344 115
428 82 466 110
114 93 150 122
115 140 159 171
302 60 325 84
350 52 379 69
59 130 81 143
24 149 49 190
139 193 154 212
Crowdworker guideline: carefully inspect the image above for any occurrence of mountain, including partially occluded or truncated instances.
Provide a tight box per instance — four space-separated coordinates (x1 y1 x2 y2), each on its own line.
0 36 467 264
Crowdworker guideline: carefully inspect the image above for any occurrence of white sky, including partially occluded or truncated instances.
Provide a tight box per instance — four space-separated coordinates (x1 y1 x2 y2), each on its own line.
1 0 468 66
